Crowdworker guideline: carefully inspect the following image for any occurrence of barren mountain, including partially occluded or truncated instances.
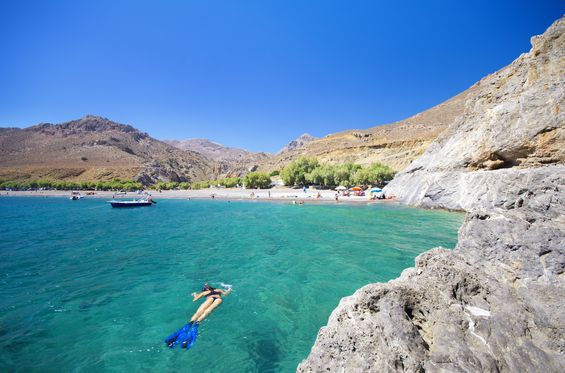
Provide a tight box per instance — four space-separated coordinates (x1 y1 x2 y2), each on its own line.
0 115 215 184
259 84 482 173
165 138 270 177
277 133 317 154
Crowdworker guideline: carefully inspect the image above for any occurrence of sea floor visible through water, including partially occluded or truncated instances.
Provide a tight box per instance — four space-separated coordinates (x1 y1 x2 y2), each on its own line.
0 197 463 372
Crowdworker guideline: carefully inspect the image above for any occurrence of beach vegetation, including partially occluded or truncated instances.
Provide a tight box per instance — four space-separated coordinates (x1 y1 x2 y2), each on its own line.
0 179 143 191
280 158 395 188
179 182 191 190
218 177 241 188
243 172 271 189
280 157 319 186
190 180 211 190
352 163 396 186
154 181 180 190
269 170 279 177
186 177 242 190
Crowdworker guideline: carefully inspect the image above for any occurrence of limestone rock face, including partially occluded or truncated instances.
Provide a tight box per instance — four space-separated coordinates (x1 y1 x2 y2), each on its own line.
299 168 565 372
388 15 564 194
299 17 565 372
385 15 564 210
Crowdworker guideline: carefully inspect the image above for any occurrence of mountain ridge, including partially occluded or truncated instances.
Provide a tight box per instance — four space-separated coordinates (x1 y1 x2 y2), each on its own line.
164 138 271 177
277 133 317 154
257 83 481 173
0 115 215 184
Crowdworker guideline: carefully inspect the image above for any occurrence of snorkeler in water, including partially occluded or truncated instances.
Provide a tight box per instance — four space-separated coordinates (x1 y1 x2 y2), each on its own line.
165 283 232 349
189 283 232 323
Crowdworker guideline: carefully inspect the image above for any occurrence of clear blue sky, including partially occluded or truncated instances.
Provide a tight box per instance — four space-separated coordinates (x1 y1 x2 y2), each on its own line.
0 1 563 152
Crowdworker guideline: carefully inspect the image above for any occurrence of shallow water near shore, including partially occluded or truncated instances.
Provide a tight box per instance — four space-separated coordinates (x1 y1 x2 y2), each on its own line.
0 197 463 372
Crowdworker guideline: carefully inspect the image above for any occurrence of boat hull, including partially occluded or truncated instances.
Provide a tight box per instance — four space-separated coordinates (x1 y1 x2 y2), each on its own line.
110 201 153 208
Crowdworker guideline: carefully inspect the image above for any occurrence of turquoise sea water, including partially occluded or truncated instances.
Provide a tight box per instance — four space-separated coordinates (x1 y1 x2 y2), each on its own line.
0 197 463 372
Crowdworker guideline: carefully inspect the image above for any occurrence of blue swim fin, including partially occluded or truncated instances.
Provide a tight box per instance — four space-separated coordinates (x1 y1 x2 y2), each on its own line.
180 322 199 349
165 322 192 348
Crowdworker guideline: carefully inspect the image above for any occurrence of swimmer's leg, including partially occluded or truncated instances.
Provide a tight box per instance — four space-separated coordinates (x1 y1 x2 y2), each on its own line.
190 297 214 322
196 298 222 322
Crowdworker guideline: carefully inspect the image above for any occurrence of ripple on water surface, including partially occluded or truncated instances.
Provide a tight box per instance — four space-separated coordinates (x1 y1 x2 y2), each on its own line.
0 197 463 372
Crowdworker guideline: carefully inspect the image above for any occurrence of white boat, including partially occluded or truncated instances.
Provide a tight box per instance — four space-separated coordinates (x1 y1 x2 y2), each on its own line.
109 196 156 208
70 192 84 200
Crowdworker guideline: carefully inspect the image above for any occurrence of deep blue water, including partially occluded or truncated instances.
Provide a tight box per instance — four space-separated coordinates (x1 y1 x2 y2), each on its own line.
0 197 463 372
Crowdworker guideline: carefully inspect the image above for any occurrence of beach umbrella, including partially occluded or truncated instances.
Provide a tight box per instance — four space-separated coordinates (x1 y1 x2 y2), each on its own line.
350 187 362 191
335 186 347 190
370 188 383 193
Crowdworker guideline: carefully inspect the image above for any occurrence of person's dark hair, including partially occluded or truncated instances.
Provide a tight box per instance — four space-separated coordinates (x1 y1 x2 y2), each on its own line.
202 283 215 292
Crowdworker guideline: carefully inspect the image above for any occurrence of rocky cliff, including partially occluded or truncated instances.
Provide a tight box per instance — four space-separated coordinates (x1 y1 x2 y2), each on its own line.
0 115 215 184
299 17 564 372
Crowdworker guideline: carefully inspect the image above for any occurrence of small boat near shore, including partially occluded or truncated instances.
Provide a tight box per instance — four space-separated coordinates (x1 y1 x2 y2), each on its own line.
109 197 156 208
70 192 84 200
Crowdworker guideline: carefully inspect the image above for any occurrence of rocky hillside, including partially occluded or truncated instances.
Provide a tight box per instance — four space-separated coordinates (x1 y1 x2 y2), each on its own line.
299 17 564 372
164 138 270 177
0 115 215 184
259 84 482 173
277 133 317 154
386 15 564 208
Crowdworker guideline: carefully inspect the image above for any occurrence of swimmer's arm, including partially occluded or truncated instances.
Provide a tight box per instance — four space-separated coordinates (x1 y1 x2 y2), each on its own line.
192 291 209 301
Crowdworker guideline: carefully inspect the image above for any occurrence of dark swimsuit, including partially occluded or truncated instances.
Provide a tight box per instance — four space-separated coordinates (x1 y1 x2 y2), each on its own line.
206 289 222 299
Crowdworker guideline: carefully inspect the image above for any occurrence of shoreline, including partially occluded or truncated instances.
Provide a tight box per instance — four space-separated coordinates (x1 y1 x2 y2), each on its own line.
0 188 398 206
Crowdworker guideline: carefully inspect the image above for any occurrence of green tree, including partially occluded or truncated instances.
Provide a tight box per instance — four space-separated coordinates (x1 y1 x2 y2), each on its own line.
353 163 395 186
178 182 191 190
280 157 319 186
309 164 344 187
333 163 361 187
243 172 271 189
191 180 211 190
219 177 241 188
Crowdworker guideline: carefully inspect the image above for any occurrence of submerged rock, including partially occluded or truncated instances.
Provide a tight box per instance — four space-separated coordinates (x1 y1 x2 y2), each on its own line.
299 16 565 372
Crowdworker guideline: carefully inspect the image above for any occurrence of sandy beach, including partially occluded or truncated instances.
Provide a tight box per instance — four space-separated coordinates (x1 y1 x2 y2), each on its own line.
1 187 394 205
